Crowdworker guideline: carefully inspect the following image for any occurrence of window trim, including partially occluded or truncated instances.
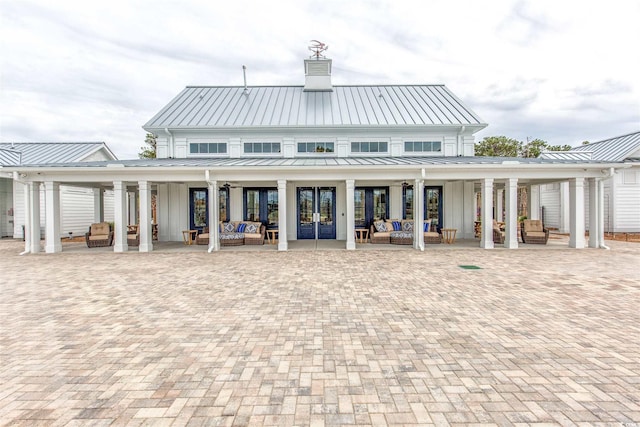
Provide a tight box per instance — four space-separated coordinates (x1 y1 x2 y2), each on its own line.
350 140 389 154
403 140 442 153
243 141 282 155
296 140 336 154
188 141 228 156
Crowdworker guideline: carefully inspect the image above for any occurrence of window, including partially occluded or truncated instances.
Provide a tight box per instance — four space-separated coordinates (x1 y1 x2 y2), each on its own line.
351 141 388 153
243 188 278 228
244 142 281 154
354 187 389 228
189 142 227 154
404 141 441 152
402 185 443 230
188 187 229 232
297 142 334 153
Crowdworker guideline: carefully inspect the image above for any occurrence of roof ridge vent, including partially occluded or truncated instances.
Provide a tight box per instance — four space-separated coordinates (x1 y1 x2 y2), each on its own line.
304 40 332 92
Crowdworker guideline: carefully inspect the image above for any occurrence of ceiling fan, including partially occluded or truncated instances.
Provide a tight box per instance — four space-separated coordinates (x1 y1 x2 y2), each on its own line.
222 181 240 189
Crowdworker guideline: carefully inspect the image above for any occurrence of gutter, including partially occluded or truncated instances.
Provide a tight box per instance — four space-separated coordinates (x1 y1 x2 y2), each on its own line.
599 167 615 250
164 128 174 158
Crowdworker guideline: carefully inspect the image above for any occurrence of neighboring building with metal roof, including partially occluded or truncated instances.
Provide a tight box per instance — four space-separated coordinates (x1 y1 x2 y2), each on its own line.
0 142 117 238
540 131 640 233
1 49 629 254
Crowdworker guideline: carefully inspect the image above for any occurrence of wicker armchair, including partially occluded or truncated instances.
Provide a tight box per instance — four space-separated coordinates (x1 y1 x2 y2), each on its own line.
492 220 505 244
85 222 113 248
520 219 549 244
195 227 209 245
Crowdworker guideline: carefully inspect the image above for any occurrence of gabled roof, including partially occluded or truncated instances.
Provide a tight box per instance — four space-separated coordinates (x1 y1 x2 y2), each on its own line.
144 85 486 130
570 131 640 162
0 142 117 165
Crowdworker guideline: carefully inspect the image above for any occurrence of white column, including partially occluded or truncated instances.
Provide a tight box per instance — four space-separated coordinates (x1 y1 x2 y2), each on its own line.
208 180 220 252
598 179 606 249
113 181 128 252
528 184 540 220
414 179 424 251
345 179 356 250
504 178 518 249
559 182 570 233
495 188 504 222
44 181 62 253
277 180 288 251
480 178 494 249
138 181 153 252
93 188 104 223
29 182 41 253
22 182 31 253
569 178 585 249
588 178 599 248
128 190 138 226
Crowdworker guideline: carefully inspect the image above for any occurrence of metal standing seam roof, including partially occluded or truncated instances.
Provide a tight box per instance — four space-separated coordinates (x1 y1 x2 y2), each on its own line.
143 85 487 129
0 142 115 165
570 131 640 162
13 156 620 169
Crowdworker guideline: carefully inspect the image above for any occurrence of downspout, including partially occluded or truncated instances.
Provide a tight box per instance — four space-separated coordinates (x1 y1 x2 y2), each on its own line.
13 171 30 255
164 127 174 158
458 126 466 156
599 167 615 250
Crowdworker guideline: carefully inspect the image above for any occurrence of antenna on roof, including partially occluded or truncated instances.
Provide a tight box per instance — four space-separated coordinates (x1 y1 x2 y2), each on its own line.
242 65 249 95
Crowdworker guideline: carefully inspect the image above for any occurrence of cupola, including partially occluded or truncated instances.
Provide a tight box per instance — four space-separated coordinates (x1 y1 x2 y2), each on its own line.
304 40 332 92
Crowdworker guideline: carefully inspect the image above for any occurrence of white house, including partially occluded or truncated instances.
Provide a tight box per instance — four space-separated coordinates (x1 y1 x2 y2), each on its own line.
1 51 628 254
0 142 117 239
540 131 640 233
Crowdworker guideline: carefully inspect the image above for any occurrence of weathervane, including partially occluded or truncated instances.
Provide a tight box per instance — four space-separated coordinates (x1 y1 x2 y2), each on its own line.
308 40 328 59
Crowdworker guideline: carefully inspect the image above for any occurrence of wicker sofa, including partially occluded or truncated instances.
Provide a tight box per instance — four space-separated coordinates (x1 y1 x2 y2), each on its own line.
520 219 549 244
369 219 442 244
85 222 114 248
195 221 266 246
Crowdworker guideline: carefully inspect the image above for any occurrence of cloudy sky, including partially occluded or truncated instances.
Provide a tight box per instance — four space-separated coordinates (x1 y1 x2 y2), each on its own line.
1 0 639 159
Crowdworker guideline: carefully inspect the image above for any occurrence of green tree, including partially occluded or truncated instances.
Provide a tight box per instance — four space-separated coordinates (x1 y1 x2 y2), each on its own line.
474 136 521 157
139 133 157 159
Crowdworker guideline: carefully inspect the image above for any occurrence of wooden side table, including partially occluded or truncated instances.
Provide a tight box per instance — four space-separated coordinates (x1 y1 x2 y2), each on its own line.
441 228 457 244
267 229 279 244
182 230 198 245
354 228 369 243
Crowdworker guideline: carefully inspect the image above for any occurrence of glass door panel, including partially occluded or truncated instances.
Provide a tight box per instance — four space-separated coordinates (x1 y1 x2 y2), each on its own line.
372 188 388 221
318 188 336 239
267 190 278 228
297 188 314 239
425 187 442 231
245 190 260 222
190 189 207 232
354 189 366 228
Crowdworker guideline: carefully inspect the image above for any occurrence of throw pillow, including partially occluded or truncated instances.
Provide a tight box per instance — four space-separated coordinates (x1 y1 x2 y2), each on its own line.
223 222 235 233
392 221 402 231
423 222 430 232
245 223 258 233
402 221 413 232
374 221 386 232
237 223 247 233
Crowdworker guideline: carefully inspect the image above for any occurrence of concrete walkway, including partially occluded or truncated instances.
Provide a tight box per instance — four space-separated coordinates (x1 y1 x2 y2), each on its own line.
1 239 639 426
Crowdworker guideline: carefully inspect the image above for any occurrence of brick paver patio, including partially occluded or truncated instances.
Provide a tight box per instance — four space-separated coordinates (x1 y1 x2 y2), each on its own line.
1 239 639 426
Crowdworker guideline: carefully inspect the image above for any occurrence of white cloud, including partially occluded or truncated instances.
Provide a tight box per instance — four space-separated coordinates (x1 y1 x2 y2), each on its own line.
1 0 638 158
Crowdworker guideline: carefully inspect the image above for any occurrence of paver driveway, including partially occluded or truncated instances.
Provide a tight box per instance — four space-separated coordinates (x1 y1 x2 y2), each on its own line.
1 239 639 426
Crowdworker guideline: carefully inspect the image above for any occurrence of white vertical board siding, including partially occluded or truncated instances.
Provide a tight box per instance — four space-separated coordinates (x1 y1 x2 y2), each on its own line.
615 172 640 232
60 186 97 237
540 183 561 229
0 179 12 237
103 190 115 222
